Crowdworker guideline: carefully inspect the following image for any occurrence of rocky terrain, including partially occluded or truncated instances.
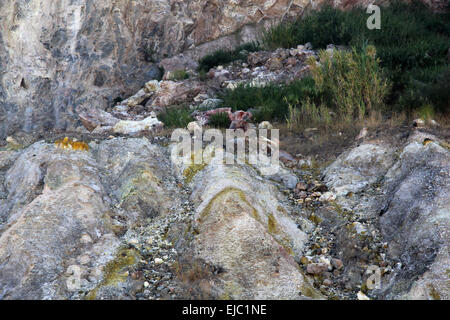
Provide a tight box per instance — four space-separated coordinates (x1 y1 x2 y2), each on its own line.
0 0 449 300
0 103 448 300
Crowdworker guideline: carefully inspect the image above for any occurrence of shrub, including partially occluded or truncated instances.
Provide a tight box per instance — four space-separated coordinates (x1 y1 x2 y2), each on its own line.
198 42 261 72
415 104 435 121
168 69 190 81
398 66 450 114
158 106 193 128
208 112 231 128
308 45 390 122
286 98 331 132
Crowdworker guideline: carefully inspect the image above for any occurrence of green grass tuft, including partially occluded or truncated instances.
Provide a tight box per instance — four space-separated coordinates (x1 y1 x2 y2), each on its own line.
158 106 194 128
198 42 261 73
208 112 231 128
168 70 190 81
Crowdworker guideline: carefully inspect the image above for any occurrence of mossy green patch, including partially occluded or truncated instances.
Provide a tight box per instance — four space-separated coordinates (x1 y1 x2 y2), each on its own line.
428 284 441 300
299 281 324 299
308 214 323 225
267 214 277 234
85 247 139 300
119 168 161 204
197 187 259 223
219 281 243 300
183 151 208 184
183 163 207 184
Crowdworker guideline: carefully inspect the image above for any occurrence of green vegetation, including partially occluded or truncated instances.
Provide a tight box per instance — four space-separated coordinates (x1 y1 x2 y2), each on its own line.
158 106 193 128
219 45 390 128
208 112 231 128
219 77 318 123
308 45 390 122
168 69 190 81
176 1 448 131
198 42 261 73
262 1 449 114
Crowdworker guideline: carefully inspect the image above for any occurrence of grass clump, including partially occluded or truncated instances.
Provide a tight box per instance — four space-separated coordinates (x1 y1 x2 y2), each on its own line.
308 45 390 122
198 42 261 73
219 77 317 123
168 69 190 81
158 106 193 128
208 112 231 128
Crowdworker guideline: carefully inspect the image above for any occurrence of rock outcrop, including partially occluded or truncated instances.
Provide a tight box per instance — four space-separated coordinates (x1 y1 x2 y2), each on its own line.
0 137 179 299
182 153 320 299
323 131 450 300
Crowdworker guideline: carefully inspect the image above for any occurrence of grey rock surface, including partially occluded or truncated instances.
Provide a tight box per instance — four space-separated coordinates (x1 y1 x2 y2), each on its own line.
322 131 450 299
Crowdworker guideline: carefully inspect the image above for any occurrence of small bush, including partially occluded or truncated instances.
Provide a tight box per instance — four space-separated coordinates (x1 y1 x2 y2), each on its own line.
308 45 390 122
168 69 190 81
208 112 231 128
286 98 332 132
198 42 261 73
416 104 435 121
158 106 193 128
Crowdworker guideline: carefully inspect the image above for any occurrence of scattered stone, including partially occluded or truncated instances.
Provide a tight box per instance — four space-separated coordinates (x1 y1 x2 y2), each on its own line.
79 107 119 132
122 89 152 107
323 279 332 286
113 116 163 135
306 263 328 275
187 121 202 134
356 127 368 140
296 182 308 191
319 192 336 202
331 258 344 270
413 118 425 128
258 121 273 130
357 291 370 300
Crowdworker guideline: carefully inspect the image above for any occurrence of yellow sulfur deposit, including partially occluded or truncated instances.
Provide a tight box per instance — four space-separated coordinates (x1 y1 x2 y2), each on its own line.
54 137 89 151
423 138 433 146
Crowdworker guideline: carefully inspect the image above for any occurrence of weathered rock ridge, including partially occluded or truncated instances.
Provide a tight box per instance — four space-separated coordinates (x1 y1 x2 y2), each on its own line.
0 126 448 300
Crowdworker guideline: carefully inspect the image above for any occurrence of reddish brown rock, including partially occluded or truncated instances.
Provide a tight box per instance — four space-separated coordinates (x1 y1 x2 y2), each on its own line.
229 111 253 131
306 263 328 275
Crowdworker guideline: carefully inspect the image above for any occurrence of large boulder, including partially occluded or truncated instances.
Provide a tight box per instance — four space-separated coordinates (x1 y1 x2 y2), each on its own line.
93 137 178 226
322 131 450 300
171 149 322 299
323 143 396 198
0 141 120 299
0 137 179 299
379 132 450 300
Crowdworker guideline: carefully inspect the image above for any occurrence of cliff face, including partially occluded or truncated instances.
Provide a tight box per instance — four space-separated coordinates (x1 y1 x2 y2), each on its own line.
0 0 444 139
0 0 316 139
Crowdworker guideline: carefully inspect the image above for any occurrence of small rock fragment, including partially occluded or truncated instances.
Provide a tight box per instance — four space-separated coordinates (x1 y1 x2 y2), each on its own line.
306 263 328 275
